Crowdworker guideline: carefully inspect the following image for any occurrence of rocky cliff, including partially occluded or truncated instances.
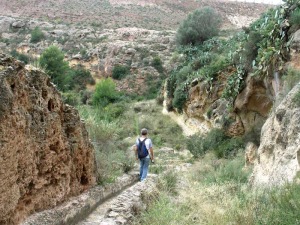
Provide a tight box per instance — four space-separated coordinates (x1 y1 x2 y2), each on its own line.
175 71 272 136
0 53 96 225
251 83 300 186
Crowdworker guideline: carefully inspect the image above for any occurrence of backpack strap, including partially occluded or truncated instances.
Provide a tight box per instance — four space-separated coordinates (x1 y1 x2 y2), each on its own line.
138 138 147 145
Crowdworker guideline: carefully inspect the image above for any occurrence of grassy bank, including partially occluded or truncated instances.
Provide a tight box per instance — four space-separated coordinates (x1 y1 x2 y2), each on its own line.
133 151 300 225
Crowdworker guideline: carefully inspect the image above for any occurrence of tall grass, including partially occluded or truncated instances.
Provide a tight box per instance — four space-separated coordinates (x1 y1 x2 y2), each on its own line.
134 148 300 225
226 183 300 225
133 193 182 225
200 154 251 184
77 105 134 184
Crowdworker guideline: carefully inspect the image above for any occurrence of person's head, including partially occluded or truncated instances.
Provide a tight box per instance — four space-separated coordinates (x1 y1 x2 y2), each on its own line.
141 128 148 136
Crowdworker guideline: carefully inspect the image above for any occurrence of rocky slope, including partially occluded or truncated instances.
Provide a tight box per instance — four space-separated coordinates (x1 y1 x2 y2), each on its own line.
0 16 176 93
0 53 96 225
0 0 271 30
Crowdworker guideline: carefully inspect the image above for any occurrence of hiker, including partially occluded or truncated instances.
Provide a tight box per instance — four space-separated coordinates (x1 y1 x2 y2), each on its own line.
135 128 154 181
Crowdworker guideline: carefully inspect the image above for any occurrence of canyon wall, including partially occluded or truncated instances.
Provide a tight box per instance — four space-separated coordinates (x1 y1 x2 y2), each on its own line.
251 83 300 186
0 53 96 225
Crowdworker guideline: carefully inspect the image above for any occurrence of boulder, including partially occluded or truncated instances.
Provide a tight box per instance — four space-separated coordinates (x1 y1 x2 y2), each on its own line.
0 16 15 32
12 20 26 28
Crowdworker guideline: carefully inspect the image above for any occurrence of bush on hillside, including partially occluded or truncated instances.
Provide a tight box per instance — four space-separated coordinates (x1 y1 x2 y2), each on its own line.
30 27 45 43
187 129 229 158
62 91 81 106
213 137 244 159
92 78 119 107
176 7 221 46
111 65 130 80
39 46 70 91
240 31 263 71
10 50 30 64
203 156 250 184
68 65 95 91
172 84 188 113
151 56 164 73
290 8 300 26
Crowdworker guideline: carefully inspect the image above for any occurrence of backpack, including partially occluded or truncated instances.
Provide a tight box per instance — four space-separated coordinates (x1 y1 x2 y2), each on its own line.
137 138 149 159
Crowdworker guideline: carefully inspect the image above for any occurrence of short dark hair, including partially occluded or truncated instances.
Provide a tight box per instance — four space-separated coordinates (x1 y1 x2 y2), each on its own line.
141 128 148 135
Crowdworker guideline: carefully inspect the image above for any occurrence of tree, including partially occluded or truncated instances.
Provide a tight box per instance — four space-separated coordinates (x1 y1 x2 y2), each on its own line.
176 7 221 46
39 46 70 91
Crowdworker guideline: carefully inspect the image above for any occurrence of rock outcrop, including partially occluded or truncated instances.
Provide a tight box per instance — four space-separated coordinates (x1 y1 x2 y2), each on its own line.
0 53 96 225
177 73 272 136
251 83 300 186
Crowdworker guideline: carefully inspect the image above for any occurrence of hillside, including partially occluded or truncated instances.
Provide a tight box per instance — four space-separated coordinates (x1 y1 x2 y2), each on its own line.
0 0 271 30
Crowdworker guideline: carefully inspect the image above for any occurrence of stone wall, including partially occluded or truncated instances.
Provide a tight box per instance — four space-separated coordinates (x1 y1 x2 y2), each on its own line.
0 53 96 225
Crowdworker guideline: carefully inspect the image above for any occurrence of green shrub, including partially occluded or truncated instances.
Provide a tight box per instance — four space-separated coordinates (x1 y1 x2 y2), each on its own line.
290 8 300 26
176 65 193 83
62 91 80 106
10 50 30 64
203 156 251 184
92 78 119 107
176 7 221 45
199 56 229 80
187 135 206 157
30 27 45 43
112 64 130 80
103 102 126 120
213 137 244 159
39 46 70 91
241 31 262 71
68 65 95 91
187 129 229 158
293 91 300 106
151 56 164 73
172 84 188 113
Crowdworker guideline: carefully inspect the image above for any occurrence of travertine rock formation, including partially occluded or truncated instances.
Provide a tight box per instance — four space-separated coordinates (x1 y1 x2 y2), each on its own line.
251 83 300 186
180 74 272 135
0 53 96 225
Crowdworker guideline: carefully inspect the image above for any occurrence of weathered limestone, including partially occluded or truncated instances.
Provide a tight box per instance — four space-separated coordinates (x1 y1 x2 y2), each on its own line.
0 53 96 225
251 83 300 186
291 29 300 52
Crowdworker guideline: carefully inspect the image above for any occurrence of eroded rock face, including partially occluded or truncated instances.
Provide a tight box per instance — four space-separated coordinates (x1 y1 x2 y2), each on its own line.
251 83 300 186
0 53 96 225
